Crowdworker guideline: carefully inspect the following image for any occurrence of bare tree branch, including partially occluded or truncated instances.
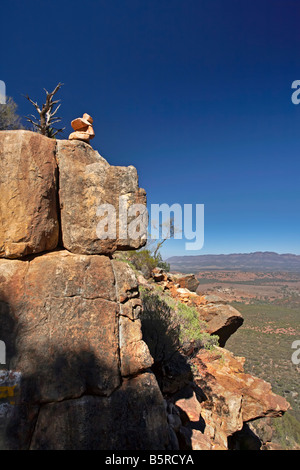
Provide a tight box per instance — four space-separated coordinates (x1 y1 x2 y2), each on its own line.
24 83 64 138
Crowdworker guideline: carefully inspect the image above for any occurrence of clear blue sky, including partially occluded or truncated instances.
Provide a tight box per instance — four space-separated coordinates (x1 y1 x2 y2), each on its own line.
1 0 300 258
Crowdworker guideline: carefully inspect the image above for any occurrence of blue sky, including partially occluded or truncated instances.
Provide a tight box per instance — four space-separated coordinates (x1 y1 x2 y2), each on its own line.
1 0 300 258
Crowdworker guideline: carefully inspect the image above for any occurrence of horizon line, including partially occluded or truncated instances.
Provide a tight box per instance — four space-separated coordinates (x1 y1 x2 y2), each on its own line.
165 251 300 258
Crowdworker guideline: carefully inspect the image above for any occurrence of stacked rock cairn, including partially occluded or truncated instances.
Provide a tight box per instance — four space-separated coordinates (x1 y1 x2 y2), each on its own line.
68 113 95 144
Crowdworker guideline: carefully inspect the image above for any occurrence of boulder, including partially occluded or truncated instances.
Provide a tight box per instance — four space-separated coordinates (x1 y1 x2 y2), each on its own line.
171 273 200 292
68 131 91 143
56 139 147 255
198 302 244 347
151 267 165 282
0 131 59 259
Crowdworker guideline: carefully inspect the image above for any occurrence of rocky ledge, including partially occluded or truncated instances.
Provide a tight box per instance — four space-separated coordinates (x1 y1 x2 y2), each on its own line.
137 268 290 450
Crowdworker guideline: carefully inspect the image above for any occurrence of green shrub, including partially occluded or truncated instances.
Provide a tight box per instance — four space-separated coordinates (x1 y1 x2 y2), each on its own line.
166 298 218 352
140 292 180 365
140 291 218 368
126 249 170 278
155 252 170 272
272 411 300 450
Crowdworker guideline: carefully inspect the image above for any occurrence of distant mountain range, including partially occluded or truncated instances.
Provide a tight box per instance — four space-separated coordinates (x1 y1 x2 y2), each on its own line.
166 252 300 273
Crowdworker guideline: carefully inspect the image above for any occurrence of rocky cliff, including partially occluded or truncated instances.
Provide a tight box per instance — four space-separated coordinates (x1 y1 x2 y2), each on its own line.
140 268 290 449
0 130 290 450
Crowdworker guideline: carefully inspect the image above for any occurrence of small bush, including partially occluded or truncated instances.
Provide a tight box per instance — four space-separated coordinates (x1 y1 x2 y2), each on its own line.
126 249 170 278
140 291 218 368
166 298 219 352
140 292 180 366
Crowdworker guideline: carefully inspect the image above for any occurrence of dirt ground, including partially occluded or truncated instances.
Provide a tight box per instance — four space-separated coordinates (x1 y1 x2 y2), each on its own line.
195 271 300 303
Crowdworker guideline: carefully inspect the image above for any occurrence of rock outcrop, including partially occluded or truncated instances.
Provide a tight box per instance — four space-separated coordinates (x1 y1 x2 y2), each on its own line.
162 348 290 450
0 130 167 450
150 268 243 347
190 348 289 449
0 252 168 449
139 268 290 450
0 130 290 451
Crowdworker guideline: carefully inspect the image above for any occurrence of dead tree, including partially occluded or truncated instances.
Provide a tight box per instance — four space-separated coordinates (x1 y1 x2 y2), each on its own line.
24 82 65 138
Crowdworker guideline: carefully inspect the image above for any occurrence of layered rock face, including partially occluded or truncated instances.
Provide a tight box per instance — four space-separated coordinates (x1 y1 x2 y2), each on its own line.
162 347 290 450
0 131 147 259
188 348 289 449
141 268 290 450
0 131 168 450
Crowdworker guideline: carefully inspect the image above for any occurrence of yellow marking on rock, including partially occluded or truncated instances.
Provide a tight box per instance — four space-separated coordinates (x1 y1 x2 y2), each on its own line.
0 385 17 403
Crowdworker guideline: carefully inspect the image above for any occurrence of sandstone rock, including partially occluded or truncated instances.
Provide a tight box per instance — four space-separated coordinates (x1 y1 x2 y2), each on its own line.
175 387 202 424
191 430 212 450
69 114 95 144
0 130 59 259
202 294 227 303
69 126 95 142
150 268 244 346
71 117 93 131
149 269 243 345
56 139 147 255
5 251 120 403
198 302 244 347
68 131 91 143
160 353 193 395
137 273 154 290
191 347 290 449
119 316 153 376
228 423 263 450
112 259 139 303
83 113 93 124
86 125 95 138
30 373 169 450
167 410 182 433
0 251 169 450
0 259 28 369
171 273 200 292
120 298 143 320
0 130 291 452
151 267 165 282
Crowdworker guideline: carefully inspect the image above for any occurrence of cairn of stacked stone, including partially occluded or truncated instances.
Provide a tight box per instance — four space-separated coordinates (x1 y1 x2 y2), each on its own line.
68 113 95 144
